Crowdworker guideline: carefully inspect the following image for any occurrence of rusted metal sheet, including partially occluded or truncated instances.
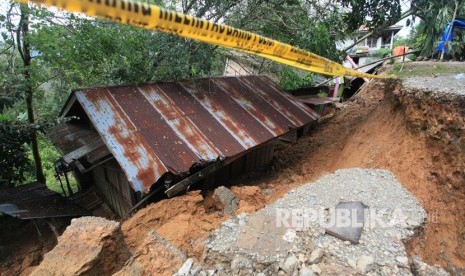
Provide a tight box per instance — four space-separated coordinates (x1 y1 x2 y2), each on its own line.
48 123 102 155
67 75 319 193
48 122 112 172
0 183 88 219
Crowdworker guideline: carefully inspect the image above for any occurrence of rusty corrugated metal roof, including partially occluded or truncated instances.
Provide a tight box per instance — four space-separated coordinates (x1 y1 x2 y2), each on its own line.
66 75 319 193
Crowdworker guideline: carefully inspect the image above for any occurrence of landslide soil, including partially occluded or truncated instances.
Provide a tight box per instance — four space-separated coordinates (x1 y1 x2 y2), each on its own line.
0 218 67 276
123 78 465 273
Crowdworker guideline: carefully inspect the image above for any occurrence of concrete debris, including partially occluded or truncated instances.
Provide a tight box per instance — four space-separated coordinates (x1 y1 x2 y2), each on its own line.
174 258 194 276
298 265 314 276
7 75 464 276
347 258 357 269
410 256 450 276
308 248 323 264
31 217 130 276
115 231 186 276
281 254 298 274
396 256 410 267
205 186 239 216
231 254 253 275
324 201 367 244
356 255 374 274
205 169 427 275
310 264 321 274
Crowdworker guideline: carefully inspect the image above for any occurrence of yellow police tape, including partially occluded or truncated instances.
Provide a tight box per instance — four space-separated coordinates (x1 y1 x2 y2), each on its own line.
16 0 387 78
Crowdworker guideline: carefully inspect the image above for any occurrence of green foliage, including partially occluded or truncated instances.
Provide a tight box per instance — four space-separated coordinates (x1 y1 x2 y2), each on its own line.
388 62 465 77
369 48 392 57
36 137 60 186
0 49 24 113
412 32 427 51
0 118 34 187
31 18 224 87
393 37 410 48
34 137 78 194
446 40 465 59
224 0 343 61
339 0 402 31
275 66 315 90
408 0 465 56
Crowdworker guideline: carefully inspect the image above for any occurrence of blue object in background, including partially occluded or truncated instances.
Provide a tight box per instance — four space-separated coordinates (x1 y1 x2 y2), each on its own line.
438 19 465 53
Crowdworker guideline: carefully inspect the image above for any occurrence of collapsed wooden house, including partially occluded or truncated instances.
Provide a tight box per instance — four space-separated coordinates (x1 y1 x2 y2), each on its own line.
49 75 319 217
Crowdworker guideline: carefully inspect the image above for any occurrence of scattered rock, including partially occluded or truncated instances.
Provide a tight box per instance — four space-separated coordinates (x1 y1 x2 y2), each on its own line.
347 258 357 269
262 188 274 196
281 254 299 274
206 186 239 216
356 255 374 274
206 169 426 276
411 256 449 276
309 248 323 264
31 217 130 276
395 256 409 267
175 258 194 276
310 264 321 274
299 265 314 276
231 254 252 274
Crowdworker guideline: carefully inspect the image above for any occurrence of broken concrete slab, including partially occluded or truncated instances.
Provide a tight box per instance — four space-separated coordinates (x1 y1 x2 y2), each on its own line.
234 212 294 256
324 201 367 244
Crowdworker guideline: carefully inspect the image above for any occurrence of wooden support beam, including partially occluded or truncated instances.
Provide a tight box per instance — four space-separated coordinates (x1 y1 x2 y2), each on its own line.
165 160 229 198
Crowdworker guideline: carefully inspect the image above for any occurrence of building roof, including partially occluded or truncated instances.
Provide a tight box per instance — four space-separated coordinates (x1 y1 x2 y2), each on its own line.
58 76 319 193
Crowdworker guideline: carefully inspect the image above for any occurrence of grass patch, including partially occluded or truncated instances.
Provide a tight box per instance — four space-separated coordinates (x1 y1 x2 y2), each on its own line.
388 62 465 78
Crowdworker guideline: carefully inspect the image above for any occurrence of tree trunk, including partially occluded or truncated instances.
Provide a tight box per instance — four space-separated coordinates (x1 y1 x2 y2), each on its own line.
440 0 461 60
19 4 46 184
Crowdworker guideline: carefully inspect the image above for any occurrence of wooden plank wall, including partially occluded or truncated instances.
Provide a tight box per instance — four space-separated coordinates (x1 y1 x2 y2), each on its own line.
208 140 276 185
92 159 136 217
90 140 276 215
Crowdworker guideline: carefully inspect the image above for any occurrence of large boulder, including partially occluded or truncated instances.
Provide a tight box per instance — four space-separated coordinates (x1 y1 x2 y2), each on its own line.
31 217 130 276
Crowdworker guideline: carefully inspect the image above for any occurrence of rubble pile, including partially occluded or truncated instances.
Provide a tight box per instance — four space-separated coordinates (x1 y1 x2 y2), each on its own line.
202 169 447 275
